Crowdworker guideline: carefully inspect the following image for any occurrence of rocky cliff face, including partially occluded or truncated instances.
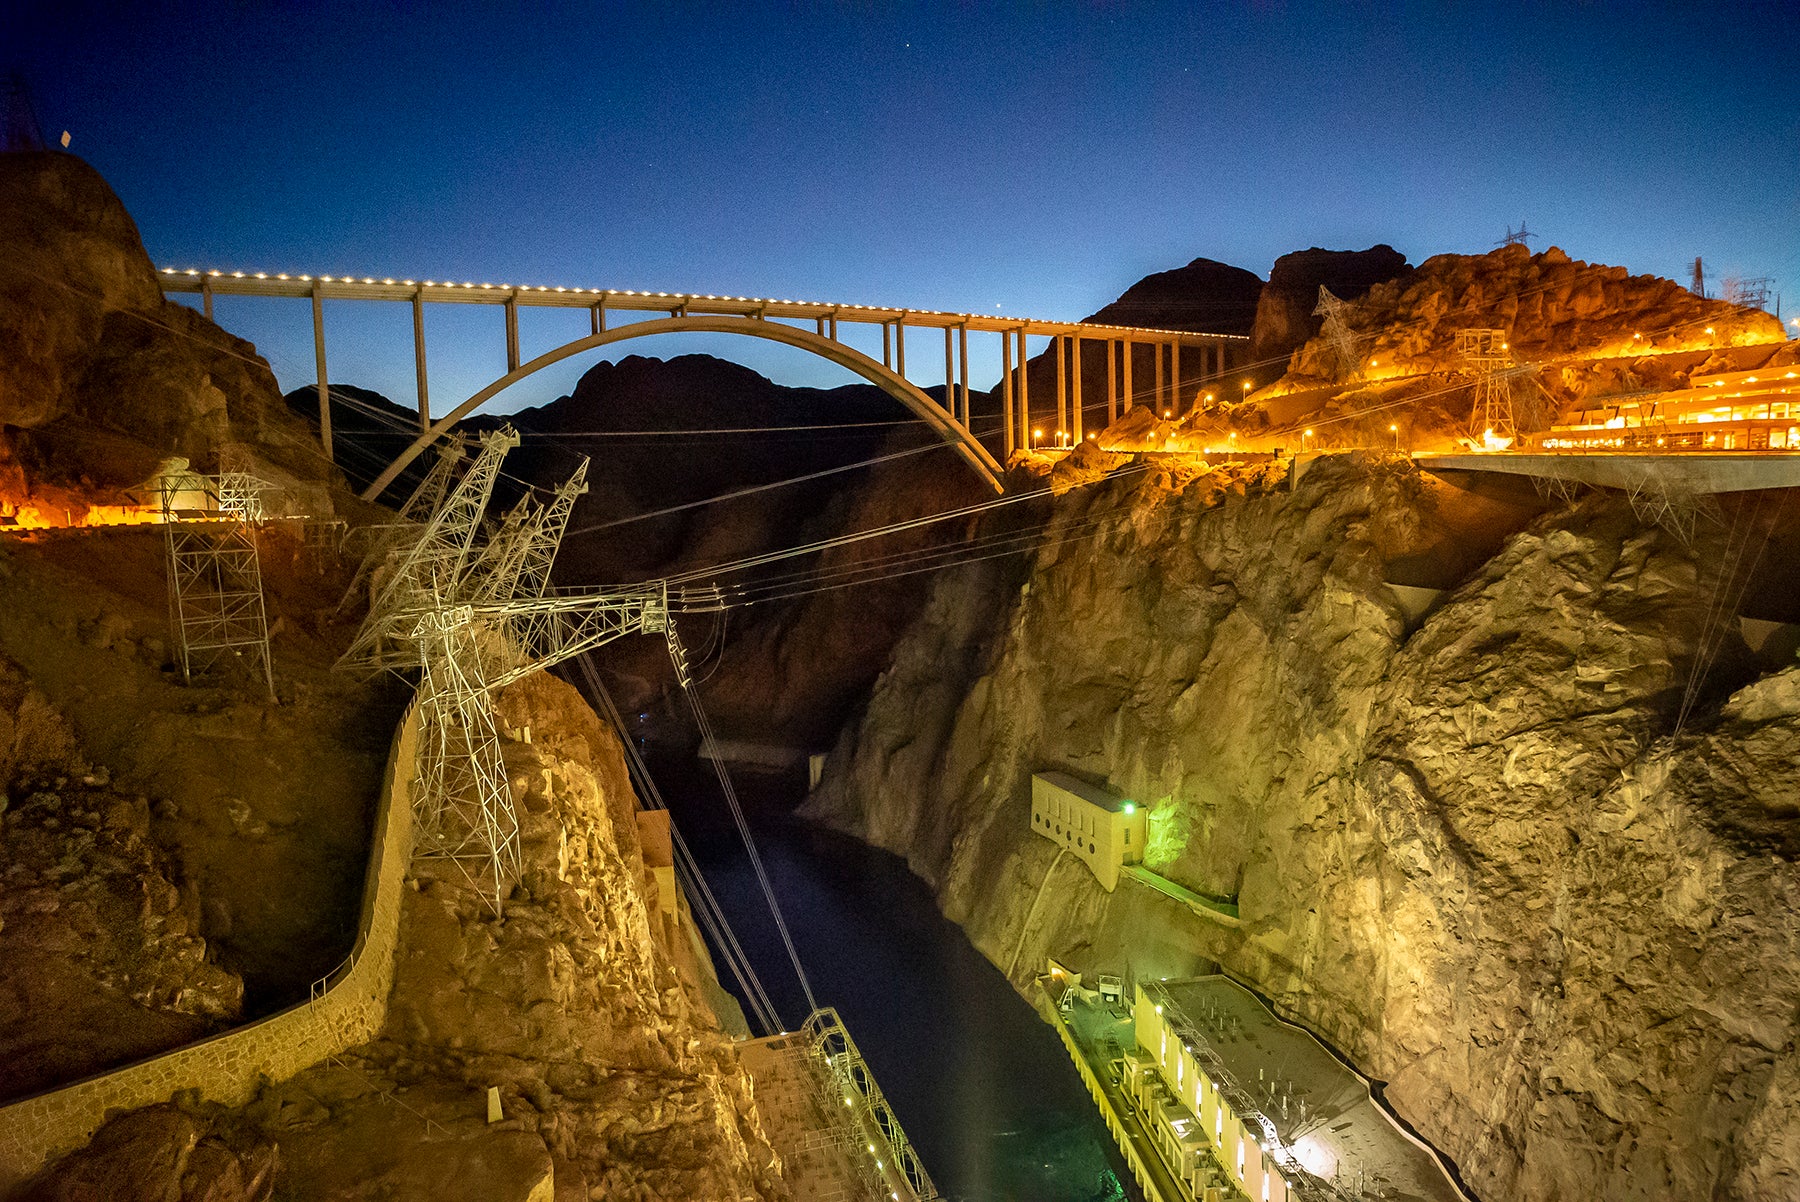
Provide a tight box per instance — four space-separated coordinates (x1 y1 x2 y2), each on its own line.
23 671 783 1202
1287 244 1784 383
0 652 243 1102
0 152 342 509
806 453 1800 1201
1250 244 1410 367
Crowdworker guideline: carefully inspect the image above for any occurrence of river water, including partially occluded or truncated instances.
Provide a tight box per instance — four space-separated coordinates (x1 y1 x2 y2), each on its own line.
654 758 1138 1202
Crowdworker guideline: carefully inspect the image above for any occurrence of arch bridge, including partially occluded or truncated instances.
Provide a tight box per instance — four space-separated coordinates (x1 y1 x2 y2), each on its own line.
158 268 1246 495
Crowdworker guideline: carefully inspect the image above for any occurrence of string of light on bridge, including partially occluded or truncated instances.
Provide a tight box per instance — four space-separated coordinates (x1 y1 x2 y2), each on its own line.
156 266 1247 341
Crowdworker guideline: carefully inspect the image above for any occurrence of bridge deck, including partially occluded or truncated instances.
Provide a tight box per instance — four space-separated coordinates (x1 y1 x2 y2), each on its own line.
157 267 1246 344
1415 451 1800 493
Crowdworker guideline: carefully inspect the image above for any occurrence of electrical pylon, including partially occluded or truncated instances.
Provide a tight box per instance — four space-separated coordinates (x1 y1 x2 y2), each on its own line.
338 429 675 913
335 441 467 615
1313 287 1362 382
159 459 277 702
1457 328 1519 444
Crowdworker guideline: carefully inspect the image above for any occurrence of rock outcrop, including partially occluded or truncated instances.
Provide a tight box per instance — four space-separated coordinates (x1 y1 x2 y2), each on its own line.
1250 244 1410 367
22 671 784 1202
0 655 243 1103
0 152 340 507
1287 244 1784 382
807 453 1800 1201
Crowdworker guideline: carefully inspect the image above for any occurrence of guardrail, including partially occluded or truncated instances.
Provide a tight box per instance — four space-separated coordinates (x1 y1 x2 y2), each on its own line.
0 701 421 1191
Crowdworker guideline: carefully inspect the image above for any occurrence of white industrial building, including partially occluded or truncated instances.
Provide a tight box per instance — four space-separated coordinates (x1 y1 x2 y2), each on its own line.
1030 771 1147 891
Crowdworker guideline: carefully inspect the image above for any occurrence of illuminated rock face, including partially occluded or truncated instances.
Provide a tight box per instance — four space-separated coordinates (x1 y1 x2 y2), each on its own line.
0 153 339 500
19 673 783 1202
1288 244 1785 381
808 454 1800 1202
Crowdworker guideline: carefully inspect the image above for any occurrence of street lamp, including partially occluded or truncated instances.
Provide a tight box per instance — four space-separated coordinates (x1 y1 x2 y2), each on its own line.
1302 428 1314 451
1032 427 1043 448
1389 423 1399 450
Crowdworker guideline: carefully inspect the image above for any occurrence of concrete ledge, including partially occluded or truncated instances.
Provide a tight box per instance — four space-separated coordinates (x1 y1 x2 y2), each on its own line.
1416 452 1800 493
0 702 422 1190
1123 865 1241 926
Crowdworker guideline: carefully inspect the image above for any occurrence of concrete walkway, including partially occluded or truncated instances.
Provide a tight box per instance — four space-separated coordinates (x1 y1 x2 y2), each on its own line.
1415 451 1800 493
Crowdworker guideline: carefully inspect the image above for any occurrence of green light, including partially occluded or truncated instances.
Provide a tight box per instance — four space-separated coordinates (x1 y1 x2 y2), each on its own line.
1122 802 1136 815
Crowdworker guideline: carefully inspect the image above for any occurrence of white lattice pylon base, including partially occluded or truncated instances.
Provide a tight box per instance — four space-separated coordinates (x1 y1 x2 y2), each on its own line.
411 607 521 913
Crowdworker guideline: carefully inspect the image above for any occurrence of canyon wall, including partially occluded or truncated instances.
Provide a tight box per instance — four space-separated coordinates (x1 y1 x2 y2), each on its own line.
806 452 1800 1201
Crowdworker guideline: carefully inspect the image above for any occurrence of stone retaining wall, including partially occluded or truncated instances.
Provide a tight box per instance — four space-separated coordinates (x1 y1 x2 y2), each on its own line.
0 702 421 1190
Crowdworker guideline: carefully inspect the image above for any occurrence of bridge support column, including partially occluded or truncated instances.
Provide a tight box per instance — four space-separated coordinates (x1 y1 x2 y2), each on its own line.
311 282 332 462
828 314 838 341
883 323 892 369
1054 335 1067 444
1001 329 1015 455
505 295 521 372
591 299 607 335
1154 341 1166 415
412 292 430 430
1123 339 1133 413
202 276 214 322
1017 329 1031 448
944 327 955 424
958 324 970 427
1171 341 1181 416
1071 334 1083 443
1106 340 1118 426
817 316 827 337
896 315 907 377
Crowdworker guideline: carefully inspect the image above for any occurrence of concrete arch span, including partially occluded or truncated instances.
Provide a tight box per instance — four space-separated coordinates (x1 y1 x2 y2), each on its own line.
359 315 1004 501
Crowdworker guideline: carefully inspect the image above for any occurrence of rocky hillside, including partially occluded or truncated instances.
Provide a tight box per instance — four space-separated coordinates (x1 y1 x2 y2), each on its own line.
1286 244 1784 381
1249 244 1410 367
806 452 1800 1201
22 671 784 1201
0 153 345 518
1123 245 1792 454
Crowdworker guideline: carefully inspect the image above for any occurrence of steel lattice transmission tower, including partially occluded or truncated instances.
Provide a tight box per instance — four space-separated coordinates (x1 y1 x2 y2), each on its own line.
158 458 277 701
337 428 685 913
1457 328 1520 444
1312 287 1363 382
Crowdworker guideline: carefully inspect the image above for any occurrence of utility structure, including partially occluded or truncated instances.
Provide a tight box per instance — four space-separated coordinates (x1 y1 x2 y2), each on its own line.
1497 222 1534 248
1457 328 1520 444
158 458 277 702
336 427 711 913
1312 287 1362 382
1723 276 1773 312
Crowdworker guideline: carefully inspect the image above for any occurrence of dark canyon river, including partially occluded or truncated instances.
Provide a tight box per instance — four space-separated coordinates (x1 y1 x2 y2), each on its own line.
654 756 1139 1202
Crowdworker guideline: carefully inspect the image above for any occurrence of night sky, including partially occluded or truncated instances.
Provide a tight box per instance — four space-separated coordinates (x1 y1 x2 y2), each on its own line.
17 1 1799 411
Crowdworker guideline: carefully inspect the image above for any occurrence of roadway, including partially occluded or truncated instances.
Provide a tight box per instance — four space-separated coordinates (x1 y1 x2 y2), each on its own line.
1413 451 1800 493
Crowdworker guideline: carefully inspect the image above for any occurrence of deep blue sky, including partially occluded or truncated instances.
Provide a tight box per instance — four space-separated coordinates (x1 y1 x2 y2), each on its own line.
18 1 1799 411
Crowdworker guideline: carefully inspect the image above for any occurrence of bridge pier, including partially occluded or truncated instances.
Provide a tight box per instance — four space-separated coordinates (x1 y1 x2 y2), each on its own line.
311 282 332 461
1001 329 1015 455
1106 340 1118 427
1017 328 1031 448
1171 341 1181 415
882 322 892 369
1154 341 1165 415
413 292 430 430
1123 339 1134 414
504 294 521 372
1054 335 1068 444
958 324 970 427
1071 334 1083 443
943 327 954 424
895 314 906 376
